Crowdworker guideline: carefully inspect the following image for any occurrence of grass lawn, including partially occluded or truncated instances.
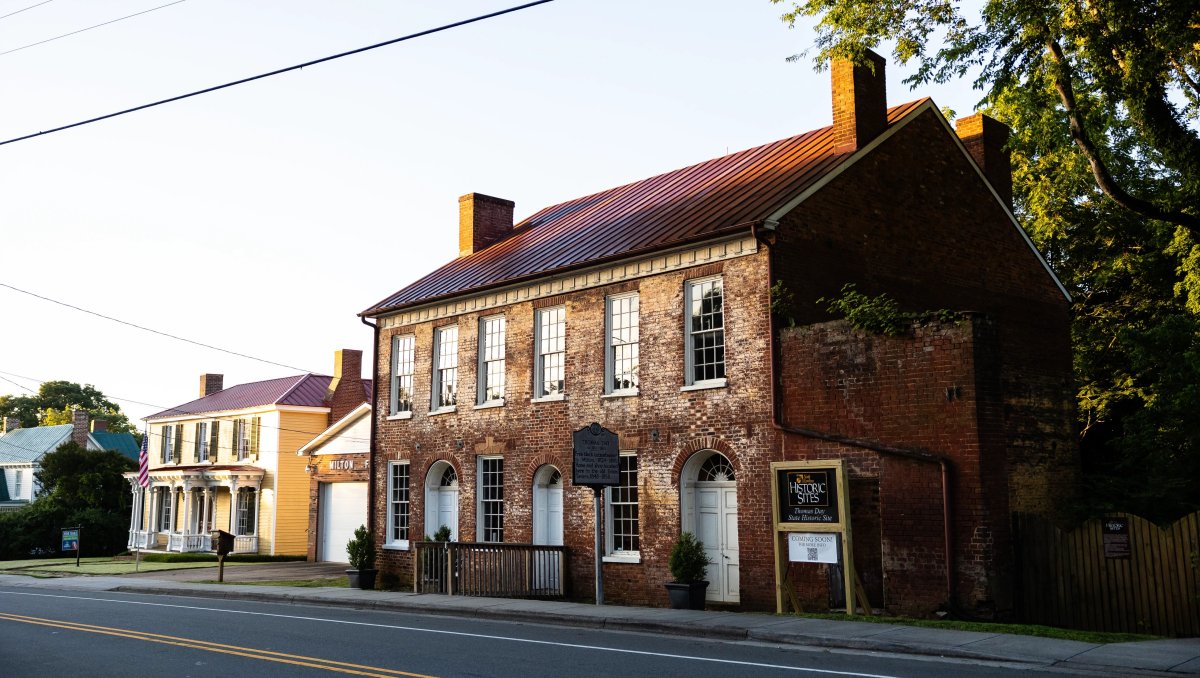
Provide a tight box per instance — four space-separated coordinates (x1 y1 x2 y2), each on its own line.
198 576 349 588
0 557 250 576
791 612 1157 644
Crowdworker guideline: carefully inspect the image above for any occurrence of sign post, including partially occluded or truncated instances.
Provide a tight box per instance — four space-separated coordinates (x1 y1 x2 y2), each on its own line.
61 527 81 567
572 422 619 606
769 460 855 615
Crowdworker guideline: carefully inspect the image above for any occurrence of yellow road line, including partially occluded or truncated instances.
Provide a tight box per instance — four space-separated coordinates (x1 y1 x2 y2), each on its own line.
0 612 435 678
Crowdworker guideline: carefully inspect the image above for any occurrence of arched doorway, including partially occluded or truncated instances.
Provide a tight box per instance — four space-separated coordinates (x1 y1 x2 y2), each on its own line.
424 461 459 541
532 466 563 546
681 451 739 603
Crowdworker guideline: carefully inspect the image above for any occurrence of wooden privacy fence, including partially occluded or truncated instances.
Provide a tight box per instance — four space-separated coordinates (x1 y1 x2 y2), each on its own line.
1013 512 1200 636
413 541 566 598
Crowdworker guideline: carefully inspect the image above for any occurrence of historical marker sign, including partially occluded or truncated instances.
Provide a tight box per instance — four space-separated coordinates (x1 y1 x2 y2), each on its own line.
776 467 840 524
788 532 839 564
1102 516 1131 559
61 528 79 552
572 422 619 489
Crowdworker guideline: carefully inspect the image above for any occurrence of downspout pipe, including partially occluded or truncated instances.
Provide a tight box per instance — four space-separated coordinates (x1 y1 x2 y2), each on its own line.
752 221 956 610
361 316 380 549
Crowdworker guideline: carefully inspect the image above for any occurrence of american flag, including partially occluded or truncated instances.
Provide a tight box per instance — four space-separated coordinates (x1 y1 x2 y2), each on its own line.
137 428 149 488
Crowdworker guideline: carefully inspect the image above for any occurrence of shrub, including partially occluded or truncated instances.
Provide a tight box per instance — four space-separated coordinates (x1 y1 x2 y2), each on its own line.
668 532 711 584
346 525 375 570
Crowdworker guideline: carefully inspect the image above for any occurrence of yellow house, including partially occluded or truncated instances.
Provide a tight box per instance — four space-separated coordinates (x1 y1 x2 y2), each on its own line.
125 351 369 556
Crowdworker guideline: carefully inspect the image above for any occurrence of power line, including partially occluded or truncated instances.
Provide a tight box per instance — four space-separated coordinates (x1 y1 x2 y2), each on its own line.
0 1 53 22
0 0 555 147
0 282 316 373
0 0 185 57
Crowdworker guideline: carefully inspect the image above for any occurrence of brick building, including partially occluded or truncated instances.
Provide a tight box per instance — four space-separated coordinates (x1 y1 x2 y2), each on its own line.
359 52 1077 616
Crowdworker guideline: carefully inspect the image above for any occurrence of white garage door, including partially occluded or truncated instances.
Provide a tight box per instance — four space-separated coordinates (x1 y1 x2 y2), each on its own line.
318 482 368 563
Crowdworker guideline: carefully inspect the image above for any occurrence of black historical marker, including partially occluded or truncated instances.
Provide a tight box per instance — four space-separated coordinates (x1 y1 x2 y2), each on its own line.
1102 516 1131 559
776 467 840 524
572 422 619 489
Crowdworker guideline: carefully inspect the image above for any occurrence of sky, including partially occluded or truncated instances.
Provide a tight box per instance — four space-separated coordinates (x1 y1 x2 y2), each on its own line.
0 0 983 424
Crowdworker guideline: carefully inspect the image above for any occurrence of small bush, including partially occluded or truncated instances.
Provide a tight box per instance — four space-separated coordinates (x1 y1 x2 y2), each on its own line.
346 525 375 570
668 532 711 584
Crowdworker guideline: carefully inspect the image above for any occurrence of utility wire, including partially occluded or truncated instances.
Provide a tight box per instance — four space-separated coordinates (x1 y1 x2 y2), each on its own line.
0 282 316 373
0 0 185 57
0 0 555 147
0 1 53 22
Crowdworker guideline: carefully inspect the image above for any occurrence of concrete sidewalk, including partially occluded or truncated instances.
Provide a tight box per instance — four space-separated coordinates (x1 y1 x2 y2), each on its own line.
1 572 1197 676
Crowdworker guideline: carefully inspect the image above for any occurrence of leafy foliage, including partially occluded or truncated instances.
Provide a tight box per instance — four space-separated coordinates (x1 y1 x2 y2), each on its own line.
346 524 375 570
668 532 711 583
773 0 1200 230
818 284 909 336
0 380 135 433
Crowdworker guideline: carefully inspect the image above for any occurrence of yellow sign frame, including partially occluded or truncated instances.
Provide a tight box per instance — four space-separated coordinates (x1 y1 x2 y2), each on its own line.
770 459 856 615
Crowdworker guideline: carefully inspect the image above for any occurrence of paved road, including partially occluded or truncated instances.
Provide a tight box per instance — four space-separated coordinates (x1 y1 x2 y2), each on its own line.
0 586 1084 678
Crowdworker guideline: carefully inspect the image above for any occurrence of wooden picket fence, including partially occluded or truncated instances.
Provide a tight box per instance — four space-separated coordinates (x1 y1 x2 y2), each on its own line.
1013 512 1200 636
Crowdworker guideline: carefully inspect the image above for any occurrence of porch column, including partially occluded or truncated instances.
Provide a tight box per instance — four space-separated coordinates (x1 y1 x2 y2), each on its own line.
183 481 194 534
171 482 180 532
203 487 213 532
128 484 139 533
250 482 261 538
147 485 157 532
228 477 240 534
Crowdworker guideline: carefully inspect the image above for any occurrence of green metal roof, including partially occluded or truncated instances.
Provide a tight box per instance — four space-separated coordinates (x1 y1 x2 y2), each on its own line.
91 431 139 461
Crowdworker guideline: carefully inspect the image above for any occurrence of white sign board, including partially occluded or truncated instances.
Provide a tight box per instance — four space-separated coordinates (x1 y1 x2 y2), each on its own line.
788 532 839 564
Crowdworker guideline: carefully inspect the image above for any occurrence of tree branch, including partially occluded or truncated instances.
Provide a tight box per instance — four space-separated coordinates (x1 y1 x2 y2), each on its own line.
1046 39 1200 231
1171 57 1200 97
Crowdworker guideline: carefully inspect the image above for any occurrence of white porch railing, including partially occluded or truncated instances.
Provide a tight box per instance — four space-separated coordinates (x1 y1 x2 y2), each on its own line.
127 530 156 549
166 532 212 553
233 535 257 554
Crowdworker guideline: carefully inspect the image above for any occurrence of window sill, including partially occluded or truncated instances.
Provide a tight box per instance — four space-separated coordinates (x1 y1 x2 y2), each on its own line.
386 412 413 421
681 378 727 393
428 407 457 417
603 553 641 564
383 540 410 551
601 389 639 399
473 399 506 410
531 393 566 404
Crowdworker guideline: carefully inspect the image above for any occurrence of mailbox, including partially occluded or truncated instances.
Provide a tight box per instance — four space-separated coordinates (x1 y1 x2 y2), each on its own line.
212 530 235 557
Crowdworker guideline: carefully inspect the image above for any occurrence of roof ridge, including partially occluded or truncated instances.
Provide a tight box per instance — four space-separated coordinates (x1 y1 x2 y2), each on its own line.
272 373 316 406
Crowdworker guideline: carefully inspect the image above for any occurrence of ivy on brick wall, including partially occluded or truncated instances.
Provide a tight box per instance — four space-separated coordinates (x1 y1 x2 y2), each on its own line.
816 283 956 337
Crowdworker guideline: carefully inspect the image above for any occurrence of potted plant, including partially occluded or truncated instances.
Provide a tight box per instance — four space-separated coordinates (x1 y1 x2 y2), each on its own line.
345 524 377 590
665 532 712 610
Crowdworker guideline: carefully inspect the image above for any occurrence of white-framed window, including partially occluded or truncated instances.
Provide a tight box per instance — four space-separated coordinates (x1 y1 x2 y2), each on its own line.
534 306 565 399
13 470 22 499
431 325 459 411
195 422 209 462
234 419 249 461
604 453 639 561
478 456 504 542
390 334 415 416
208 420 220 463
160 425 173 463
605 292 640 394
158 487 174 531
685 276 726 386
236 488 257 535
386 461 411 549
477 315 506 405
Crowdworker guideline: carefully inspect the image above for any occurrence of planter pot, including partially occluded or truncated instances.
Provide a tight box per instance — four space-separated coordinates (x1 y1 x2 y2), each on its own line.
665 581 709 610
346 568 377 590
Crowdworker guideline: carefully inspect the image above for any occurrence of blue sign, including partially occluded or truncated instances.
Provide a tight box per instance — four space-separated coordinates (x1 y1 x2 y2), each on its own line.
61 528 79 552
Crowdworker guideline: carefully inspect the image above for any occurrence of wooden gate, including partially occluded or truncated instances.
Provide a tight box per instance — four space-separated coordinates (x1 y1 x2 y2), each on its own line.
1013 512 1200 636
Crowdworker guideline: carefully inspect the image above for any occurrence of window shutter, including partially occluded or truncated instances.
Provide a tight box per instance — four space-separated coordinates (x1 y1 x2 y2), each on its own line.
160 427 168 463
250 417 261 461
210 421 220 463
173 424 183 464
193 423 201 462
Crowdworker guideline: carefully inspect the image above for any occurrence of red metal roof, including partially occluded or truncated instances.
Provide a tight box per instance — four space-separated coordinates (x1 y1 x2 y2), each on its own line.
146 374 333 420
362 101 928 316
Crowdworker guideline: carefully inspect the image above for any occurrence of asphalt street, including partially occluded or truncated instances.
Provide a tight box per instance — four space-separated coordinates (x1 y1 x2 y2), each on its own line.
0 585 1089 678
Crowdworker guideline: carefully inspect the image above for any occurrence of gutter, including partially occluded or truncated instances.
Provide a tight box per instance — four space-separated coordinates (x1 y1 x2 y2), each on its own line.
751 221 956 610
361 316 380 545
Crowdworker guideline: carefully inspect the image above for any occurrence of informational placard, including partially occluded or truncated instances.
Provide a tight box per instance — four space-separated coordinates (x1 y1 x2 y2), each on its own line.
777 467 839 524
61 528 79 552
571 422 619 489
1102 517 1131 559
788 532 839 564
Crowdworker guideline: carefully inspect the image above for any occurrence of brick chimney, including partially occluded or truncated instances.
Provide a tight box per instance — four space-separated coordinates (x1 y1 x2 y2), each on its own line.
2 416 20 434
956 112 1013 207
200 373 224 398
71 408 89 447
831 50 888 153
459 193 515 257
90 419 108 433
326 349 366 426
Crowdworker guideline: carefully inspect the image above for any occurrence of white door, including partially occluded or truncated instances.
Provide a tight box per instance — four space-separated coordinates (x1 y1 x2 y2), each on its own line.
318 481 368 562
532 468 563 591
436 487 459 541
696 485 739 602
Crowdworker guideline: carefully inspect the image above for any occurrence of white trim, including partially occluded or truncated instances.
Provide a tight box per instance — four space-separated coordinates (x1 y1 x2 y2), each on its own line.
476 314 507 406
680 379 727 392
532 305 566 400
765 99 1070 303
428 407 456 417
605 291 640 395
684 275 726 387
376 236 758 327
385 460 411 549
386 412 413 421
602 553 641 564
472 400 506 411
297 403 372 456
600 390 638 399
530 393 566 404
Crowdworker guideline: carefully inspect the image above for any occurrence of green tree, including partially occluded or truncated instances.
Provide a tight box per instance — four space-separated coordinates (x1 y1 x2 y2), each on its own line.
0 380 134 433
773 0 1200 230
